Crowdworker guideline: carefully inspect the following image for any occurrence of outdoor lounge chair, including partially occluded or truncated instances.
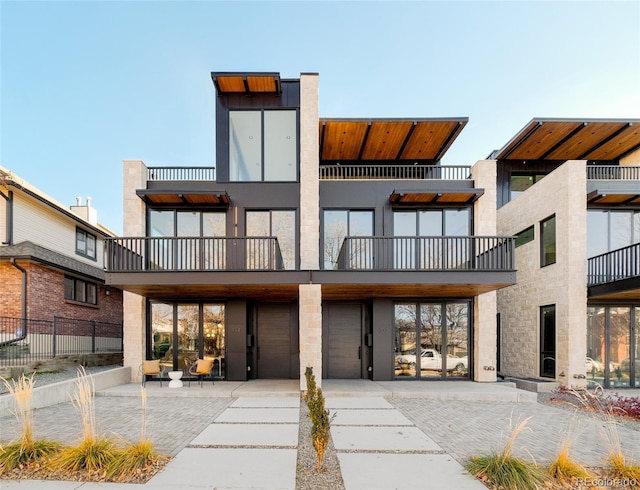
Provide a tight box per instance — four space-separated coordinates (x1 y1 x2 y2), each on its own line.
140 359 164 387
188 358 215 387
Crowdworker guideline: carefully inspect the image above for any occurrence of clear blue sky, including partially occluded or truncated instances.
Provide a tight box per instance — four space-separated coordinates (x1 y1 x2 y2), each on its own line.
2 1 639 234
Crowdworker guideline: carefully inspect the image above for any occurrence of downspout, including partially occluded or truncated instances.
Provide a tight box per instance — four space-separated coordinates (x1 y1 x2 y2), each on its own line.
0 190 11 245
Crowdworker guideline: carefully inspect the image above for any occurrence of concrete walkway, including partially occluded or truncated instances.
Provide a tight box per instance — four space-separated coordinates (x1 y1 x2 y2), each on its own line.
1 377 638 489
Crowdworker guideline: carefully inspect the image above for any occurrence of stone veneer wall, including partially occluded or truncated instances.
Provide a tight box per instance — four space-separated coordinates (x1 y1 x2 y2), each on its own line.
471 161 498 382
497 161 587 387
298 74 322 390
122 160 147 382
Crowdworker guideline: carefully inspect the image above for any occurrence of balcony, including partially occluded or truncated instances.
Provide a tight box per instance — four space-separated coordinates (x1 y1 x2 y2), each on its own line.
147 167 216 181
319 165 471 181
588 243 640 286
105 237 284 272
335 236 515 271
587 165 640 180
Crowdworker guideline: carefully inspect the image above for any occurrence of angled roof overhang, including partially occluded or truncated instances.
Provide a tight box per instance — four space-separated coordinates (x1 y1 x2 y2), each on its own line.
495 118 640 162
390 188 484 205
211 72 281 95
587 189 640 206
319 118 468 163
136 189 230 207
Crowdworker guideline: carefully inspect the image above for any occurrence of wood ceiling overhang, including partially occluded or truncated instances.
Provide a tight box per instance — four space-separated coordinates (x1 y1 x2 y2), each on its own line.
319 118 468 163
495 119 640 162
587 189 640 206
390 188 484 205
211 72 281 95
136 189 230 206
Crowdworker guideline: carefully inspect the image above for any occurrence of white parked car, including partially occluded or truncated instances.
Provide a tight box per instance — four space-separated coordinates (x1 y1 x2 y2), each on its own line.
396 349 467 372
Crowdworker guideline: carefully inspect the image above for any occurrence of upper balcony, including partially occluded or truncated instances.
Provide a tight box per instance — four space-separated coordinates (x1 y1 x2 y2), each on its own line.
147 167 216 182
587 165 640 206
319 164 471 181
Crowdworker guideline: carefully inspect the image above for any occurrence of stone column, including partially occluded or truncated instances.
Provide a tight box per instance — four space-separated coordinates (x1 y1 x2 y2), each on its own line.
299 284 322 390
122 160 147 382
472 160 498 382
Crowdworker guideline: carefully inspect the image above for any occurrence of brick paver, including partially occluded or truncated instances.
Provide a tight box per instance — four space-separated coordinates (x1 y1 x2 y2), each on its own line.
391 399 640 467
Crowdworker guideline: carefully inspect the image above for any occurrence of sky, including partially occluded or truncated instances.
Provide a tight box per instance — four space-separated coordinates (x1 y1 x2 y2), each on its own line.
1 0 639 234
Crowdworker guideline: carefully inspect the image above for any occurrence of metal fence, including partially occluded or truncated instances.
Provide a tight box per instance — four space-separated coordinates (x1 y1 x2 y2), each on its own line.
586 165 640 180
0 316 123 367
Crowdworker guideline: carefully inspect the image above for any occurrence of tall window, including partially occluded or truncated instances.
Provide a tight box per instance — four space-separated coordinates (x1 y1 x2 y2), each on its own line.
76 228 96 260
229 110 297 182
540 215 556 267
323 210 373 269
246 210 296 270
587 210 640 258
540 304 556 378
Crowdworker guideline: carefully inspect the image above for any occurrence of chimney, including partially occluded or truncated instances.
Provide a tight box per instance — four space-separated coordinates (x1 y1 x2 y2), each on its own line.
70 196 98 225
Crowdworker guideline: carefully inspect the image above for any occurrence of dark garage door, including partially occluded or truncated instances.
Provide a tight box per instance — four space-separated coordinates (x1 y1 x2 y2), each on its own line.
325 303 362 379
257 304 292 379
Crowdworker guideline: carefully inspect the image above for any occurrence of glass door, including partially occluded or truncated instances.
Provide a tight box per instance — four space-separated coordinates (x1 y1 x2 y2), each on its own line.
394 304 417 378
203 304 226 378
419 304 442 379
446 303 469 377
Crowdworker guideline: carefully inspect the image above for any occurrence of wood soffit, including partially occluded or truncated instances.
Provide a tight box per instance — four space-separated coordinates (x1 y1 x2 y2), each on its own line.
211 72 281 95
390 188 484 204
136 189 230 206
496 119 640 162
319 119 468 163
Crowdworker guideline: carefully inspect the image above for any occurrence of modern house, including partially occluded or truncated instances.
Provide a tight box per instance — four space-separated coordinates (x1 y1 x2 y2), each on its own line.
0 167 123 353
493 119 640 388
106 71 517 388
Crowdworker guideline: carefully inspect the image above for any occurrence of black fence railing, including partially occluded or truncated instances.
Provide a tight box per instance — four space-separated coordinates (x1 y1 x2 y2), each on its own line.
588 242 640 286
587 165 640 180
0 316 123 367
147 167 216 181
106 236 284 272
320 165 472 180
335 236 515 271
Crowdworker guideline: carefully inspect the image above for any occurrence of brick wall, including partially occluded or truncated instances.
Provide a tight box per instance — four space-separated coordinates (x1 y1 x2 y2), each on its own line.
0 259 122 325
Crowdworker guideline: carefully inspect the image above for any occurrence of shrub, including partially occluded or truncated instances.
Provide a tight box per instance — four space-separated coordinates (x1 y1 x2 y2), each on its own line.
466 417 547 490
304 367 334 470
0 375 61 473
547 443 593 482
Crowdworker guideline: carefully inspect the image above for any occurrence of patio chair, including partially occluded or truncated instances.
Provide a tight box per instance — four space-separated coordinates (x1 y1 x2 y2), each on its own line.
140 359 164 387
188 358 215 387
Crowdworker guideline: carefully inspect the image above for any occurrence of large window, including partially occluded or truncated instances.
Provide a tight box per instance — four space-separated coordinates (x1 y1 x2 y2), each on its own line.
246 210 296 270
323 210 373 269
64 276 97 305
148 210 226 269
229 110 297 182
394 302 469 380
540 215 556 267
76 228 96 260
587 210 640 258
540 305 556 378
510 173 546 200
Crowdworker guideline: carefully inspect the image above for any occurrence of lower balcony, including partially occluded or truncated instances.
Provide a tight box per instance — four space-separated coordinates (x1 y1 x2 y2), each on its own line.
588 242 640 300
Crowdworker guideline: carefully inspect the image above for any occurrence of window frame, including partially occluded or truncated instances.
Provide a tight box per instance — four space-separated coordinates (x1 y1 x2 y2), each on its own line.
64 276 98 305
75 228 97 260
515 225 534 248
540 215 556 267
229 108 299 182
540 304 556 378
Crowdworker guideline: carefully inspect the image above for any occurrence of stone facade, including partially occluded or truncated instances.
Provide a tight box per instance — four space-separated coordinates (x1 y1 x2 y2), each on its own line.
298 284 322 390
497 161 587 387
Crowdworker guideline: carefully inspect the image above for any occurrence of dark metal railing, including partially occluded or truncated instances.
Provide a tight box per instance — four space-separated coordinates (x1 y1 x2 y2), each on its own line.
320 165 472 180
147 167 216 181
587 165 640 180
0 316 123 367
105 236 284 272
588 242 640 286
335 236 515 271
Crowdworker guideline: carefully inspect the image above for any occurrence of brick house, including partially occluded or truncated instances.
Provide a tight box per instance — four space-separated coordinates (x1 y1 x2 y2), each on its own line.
106 72 517 388
0 167 123 327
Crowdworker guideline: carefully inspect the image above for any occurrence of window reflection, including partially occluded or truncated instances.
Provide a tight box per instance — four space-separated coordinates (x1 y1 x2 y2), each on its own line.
247 210 296 269
323 210 373 269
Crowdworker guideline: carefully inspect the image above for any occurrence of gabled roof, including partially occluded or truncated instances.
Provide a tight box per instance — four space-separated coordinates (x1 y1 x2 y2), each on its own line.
495 118 640 162
319 118 467 163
